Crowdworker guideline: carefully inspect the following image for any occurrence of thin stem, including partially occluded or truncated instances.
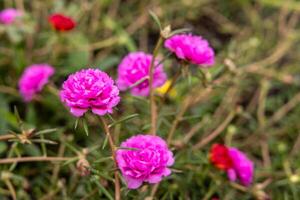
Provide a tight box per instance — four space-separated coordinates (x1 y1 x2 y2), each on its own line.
192 108 237 150
183 117 209 144
99 116 121 200
0 85 19 96
0 156 73 164
4 179 16 200
51 140 66 183
149 36 164 135
167 98 191 145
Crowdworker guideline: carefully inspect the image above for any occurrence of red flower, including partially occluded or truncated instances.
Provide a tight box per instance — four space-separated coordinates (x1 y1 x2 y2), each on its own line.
48 13 76 31
209 143 233 170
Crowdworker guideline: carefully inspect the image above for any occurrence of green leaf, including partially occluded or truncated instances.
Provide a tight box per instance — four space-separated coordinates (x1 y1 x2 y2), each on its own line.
13 106 23 129
91 175 114 200
108 114 139 128
117 147 139 151
0 142 8 154
74 118 79 130
62 157 79 166
93 156 112 163
102 135 108 150
83 119 89 136
64 142 79 154
34 128 58 136
169 28 191 37
89 169 113 182
30 139 58 145
149 10 162 30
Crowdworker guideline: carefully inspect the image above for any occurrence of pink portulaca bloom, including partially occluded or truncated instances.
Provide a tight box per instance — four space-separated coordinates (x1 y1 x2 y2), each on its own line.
60 68 120 117
227 147 254 186
116 134 174 189
18 64 55 102
210 144 254 186
164 34 215 66
116 52 167 96
0 8 22 25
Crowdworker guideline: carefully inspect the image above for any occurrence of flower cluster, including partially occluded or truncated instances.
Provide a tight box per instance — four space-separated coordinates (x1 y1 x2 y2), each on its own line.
48 13 76 31
210 144 254 186
13 9 257 192
60 68 120 117
165 34 215 66
18 64 55 102
116 134 174 189
116 52 167 96
0 8 22 25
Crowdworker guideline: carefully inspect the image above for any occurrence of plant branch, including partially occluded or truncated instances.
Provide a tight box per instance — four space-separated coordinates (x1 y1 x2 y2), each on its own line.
193 108 237 150
99 116 121 200
0 156 73 164
4 179 16 200
0 134 15 141
149 36 164 135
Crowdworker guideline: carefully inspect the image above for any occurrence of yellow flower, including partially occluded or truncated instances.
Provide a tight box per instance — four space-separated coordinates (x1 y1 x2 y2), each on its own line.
156 80 177 98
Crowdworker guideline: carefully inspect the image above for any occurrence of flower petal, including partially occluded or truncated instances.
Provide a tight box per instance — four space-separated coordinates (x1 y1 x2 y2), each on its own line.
124 176 143 189
70 107 87 117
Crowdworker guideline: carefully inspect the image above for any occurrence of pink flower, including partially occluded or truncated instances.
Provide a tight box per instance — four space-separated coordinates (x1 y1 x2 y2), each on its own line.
227 147 254 186
0 8 22 25
116 134 174 189
209 144 254 186
164 34 215 66
18 64 55 102
60 68 120 117
116 52 167 96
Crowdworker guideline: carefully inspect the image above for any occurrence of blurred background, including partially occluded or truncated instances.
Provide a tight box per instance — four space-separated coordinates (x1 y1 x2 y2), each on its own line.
1 0 300 199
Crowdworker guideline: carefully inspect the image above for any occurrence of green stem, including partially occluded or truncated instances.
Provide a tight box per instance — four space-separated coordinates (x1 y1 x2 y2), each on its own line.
149 36 164 135
99 116 121 200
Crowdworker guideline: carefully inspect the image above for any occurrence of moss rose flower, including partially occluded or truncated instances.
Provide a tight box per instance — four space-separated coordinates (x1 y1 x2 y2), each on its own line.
0 8 22 25
48 13 76 31
164 34 215 66
116 134 174 189
60 68 120 117
210 144 254 186
116 52 167 96
226 147 254 186
209 144 233 170
18 64 55 102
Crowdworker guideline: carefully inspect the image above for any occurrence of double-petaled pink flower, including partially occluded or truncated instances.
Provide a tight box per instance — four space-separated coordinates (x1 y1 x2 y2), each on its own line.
210 144 254 186
0 8 22 25
18 64 55 102
165 34 215 67
60 68 120 117
116 134 174 189
116 52 167 96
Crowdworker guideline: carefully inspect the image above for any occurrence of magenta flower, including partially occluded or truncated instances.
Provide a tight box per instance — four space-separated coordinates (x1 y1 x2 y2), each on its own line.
18 64 55 102
60 68 120 117
226 147 254 186
0 8 22 25
116 134 174 189
116 52 167 96
164 34 215 66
